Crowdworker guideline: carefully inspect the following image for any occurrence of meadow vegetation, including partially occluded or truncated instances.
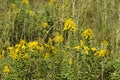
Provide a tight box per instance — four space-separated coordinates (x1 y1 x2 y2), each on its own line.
0 0 120 80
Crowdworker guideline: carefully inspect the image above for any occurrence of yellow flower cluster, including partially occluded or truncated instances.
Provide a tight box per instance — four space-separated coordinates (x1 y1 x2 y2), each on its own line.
72 39 90 54
101 40 108 46
72 38 108 57
7 40 44 60
91 47 97 52
3 65 10 73
91 47 108 57
42 22 48 28
63 18 77 31
54 32 64 43
22 0 29 4
8 40 26 59
98 49 107 57
81 29 94 39
80 29 108 57
7 47 18 59
28 41 39 49
90 40 108 57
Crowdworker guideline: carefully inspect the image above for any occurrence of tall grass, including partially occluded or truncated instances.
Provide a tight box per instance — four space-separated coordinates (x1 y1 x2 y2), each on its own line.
0 0 120 79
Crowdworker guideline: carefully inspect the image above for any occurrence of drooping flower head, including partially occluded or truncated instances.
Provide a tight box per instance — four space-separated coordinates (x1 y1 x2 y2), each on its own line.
63 18 77 31
81 29 94 39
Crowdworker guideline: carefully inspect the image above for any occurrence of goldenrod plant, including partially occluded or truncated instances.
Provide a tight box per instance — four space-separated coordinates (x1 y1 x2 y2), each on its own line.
0 0 120 79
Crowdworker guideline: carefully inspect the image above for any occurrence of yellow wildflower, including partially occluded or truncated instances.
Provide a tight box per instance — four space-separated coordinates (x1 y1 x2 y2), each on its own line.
47 38 53 45
8 47 19 59
21 45 26 49
66 45 70 49
81 29 94 39
3 65 10 73
42 22 48 28
48 45 57 54
54 32 63 43
63 18 77 31
44 53 49 59
28 41 39 48
7 47 14 53
83 46 90 55
22 0 29 4
101 40 108 46
15 44 21 48
94 51 99 56
98 49 107 57
20 40 26 45
28 10 34 16
80 40 84 46
69 58 72 65
39 46 44 51
7 47 14 50
18 53 23 58
73 45 80 50
11 3 16 8
22 53 29 60
15 48 19 53
10 52 19 59
91 47 97 52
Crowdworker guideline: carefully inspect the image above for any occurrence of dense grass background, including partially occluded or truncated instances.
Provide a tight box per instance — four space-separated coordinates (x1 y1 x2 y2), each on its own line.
0 0 120 80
